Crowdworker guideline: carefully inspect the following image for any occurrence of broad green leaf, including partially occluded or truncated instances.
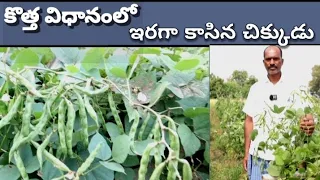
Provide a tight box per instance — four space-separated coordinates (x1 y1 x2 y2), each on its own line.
88 132 111 161
112 134 131 163
160 70 196 98
193 114 210 142
267 164 281 177
64 157 80 172
41 161 63 180
100 161 126 174
81 162 114 180
184 107 209 118
105 55 129 79
296 108 305 118
149 81 171 107
133 47 161 55
0 153 8 165
130 71 157 94
122 155 140 167
0 101 7 116
83 68 102 81
0 48 7 52
199 47 209 54
275 156 284 166
174 59 200 71
0 165 20 180
106 122 121 142
273 105 285 114
11 49 40 71
133 139 165 156
29 47 55 65
251 129 259 141
65 64 80 73
142 54 176 70
177 96 207 110
110 67 127 78
178 124 201 157
114 168 136 180
81 48 106 71
161 70 195 85
50 47 84 65
32 102 44 119
179 80 209 99
304 106 312 114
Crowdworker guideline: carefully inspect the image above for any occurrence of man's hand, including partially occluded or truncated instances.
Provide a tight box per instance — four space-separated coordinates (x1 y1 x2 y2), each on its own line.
243 155 248 171
300 114 315 136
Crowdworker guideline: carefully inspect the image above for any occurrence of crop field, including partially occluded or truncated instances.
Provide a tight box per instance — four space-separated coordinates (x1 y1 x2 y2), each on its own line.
0 47 210 180
210 99 247 180
211 92 320 179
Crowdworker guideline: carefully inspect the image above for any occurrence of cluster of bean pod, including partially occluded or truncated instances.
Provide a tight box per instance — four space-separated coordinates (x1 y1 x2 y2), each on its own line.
0 69 194 180
0 71 113 180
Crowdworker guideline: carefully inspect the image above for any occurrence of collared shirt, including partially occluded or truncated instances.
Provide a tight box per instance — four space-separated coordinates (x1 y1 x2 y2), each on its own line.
242 74 311 160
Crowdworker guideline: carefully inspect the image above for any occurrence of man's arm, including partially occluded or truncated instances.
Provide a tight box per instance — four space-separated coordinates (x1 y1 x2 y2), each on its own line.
243 114 253 171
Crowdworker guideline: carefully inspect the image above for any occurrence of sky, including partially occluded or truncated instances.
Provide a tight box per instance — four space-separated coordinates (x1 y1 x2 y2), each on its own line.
210 45 320 87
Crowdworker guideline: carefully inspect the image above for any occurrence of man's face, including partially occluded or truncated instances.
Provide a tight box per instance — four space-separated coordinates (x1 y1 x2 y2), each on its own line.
263 48 283 75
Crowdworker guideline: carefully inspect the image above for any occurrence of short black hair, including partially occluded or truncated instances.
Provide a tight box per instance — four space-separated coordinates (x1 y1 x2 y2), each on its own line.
263 45 282 58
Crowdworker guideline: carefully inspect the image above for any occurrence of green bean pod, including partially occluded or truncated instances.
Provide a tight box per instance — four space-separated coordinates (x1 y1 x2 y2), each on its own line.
14 151 29 180
167 161 177 180
27 109 49 141
154 148 162 167
6 69 44 98
147 123 156 139
138 112 151 141
31 141 71 172
82 78 99 128
108 91 124 134
37 132 53 170
73 84 109 96
84 95 99 127
149 161 167 180
129 110 140 141
76 142 102 176
165 116 180 157
57 99 68 157
65 98 76 157
21 93 34 137
179 159 193 180
75 91 89 147
167 117 180 180
138 142 158 180
9 132 23 162
0 94 23 130
153 120 161 141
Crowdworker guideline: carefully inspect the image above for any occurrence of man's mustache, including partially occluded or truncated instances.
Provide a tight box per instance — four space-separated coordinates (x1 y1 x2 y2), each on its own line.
268 65 277 69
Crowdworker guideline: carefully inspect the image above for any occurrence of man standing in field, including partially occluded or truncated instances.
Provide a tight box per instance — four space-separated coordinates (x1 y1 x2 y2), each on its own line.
242 45 316 180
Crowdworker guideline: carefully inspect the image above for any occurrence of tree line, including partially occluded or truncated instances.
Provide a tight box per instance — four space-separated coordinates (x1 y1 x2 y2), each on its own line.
210 65 320 99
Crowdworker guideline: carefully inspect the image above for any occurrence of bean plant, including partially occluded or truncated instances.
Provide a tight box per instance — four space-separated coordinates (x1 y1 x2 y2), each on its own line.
250 89 320 179
214 98 245 157
0 47 210 180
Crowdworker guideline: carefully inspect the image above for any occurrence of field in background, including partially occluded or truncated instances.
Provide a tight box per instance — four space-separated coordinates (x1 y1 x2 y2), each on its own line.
210 99 247 180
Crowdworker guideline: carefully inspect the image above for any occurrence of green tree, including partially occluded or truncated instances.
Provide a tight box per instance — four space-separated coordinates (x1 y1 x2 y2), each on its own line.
309 65 320 97
230 70 248 86
210 70 258 99
210 74 224 98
